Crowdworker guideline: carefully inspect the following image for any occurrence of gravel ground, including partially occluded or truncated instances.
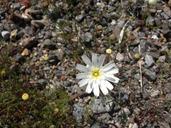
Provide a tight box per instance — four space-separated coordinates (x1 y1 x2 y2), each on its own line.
0 0 171 128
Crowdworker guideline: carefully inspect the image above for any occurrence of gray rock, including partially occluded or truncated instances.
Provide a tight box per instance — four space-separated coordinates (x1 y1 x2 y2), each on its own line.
161 12 169 20
11 3 21 10
158 56 166 63
56 49 64 60
91 123 100 128
97 113 111 123
82 32 93 43
139 40 149 53
150 90 160 97
134 73 140 80
1 31 10 40
163 5 171 17
145 54 155 67
159 121 170 128
146 16 155 26
73 104 84 123
44 31 52 39
144 69 157 81
43 39 57 50
123 107 131 116
75 14 84 22
37 79 47 86
166 93 171 100
91 98 114 113
14 53 25 62
167 50 171 63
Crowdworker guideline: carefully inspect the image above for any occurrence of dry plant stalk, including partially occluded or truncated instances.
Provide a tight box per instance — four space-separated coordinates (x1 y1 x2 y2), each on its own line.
138 45 143 92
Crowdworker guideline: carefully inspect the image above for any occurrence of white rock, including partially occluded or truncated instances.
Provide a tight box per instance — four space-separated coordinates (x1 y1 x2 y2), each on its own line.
116 53 124 62
1 31 10 40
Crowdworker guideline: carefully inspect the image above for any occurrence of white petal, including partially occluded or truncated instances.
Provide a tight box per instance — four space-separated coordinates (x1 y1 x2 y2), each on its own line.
104 75 120 83
102 63 117 72
86 81 93 93
92 53 98 66
104 81 113 90
93 81 100 97
98 54 106 67
78 79 89 87
76 73 88 79
76 64 89 72
82 55 92 66
100 80 109 95
105 68 119 74
102 61 114 69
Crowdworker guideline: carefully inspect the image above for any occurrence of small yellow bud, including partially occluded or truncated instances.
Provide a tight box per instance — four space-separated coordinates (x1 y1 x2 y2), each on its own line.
134 53 141 60
106 48 112 54
0 69 6 76
22 93 29 101
148 0 157 5
42 54 49 61
54 108 59 113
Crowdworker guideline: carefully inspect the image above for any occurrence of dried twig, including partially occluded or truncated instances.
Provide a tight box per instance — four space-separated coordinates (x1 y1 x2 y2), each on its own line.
118 21 129 44
126 44 133 60
138 45 143 92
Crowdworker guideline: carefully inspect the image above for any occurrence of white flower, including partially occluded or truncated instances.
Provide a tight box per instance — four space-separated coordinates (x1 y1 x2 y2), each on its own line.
76 53 119 97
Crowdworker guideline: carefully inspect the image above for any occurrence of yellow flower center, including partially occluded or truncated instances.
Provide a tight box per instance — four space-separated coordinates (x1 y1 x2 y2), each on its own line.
90 67 101 80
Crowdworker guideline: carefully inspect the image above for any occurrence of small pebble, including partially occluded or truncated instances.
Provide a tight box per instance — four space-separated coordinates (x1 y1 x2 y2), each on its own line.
21 48 30 56
150 90 160 97
144 69 157 81
145 54 155 67
1 31 10 40
116 53 124 61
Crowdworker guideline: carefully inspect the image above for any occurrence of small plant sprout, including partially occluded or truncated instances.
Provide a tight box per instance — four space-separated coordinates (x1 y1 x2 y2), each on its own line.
76 53 119 97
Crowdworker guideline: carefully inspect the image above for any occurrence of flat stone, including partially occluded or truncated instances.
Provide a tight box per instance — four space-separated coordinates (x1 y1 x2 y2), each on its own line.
123 107 131 115
91 98 114 113
163 5 171 17
158 56 166 63
166 93 171 100
91 123 100 128
146 16 155 26
43 39 56 50
82 32 93 43
150 90 160 97
73 104 84 123
144 69 157 81
11 3 21 10
145 54 155 67
21 37 38 49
